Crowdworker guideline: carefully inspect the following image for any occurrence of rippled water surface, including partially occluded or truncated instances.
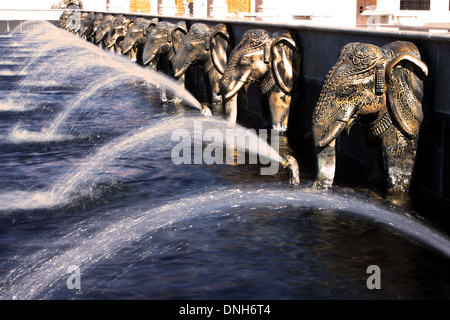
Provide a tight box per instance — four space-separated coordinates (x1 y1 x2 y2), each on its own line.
0 22 449 300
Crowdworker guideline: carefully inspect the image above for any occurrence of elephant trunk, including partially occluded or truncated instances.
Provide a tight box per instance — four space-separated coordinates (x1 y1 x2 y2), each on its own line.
142 46 159 66
314 90 358 148
224 94 238 124
312 85 357 189
172 45 194 78
313 141 337 189
122 34 136 55
281 154 300 186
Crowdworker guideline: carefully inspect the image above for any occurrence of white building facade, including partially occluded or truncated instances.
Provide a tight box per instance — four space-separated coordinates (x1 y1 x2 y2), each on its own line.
1 0 449 27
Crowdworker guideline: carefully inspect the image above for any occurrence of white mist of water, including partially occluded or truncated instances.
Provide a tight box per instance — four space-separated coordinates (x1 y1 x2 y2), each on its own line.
0 117 184 211
197 116 284 164
44 75 124 137
0 101 32 112
5 75 127 143
3 21 202 118
0 70 27 76
1 185 449 300
0 115 284 211
6 124 73 144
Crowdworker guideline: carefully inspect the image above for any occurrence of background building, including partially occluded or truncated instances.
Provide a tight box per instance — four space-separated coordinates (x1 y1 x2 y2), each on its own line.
0 0 449 26
365 0 450 25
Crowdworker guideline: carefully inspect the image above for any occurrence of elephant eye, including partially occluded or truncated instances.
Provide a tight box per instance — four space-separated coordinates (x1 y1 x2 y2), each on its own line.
339 84 355 96
240 55 251 65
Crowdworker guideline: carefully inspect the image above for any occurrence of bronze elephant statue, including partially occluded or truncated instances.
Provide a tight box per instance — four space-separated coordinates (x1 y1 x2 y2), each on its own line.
142 21 188 103
122 17 159 63
85 13 104 44
142 21 187 72
67 11 84 34
104 15 131 53
94 14 117 49
172 23 229 105
312 40 428 193
220 29 301 133
79 12 95 39
58 11 70 29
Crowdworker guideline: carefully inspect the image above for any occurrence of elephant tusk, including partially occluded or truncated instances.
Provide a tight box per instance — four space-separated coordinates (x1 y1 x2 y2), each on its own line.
106 39 116 48
122 45 133 55
224 71 251 100
224 80 246 100
143 53 156 66
174 64 190 78
88 27 99 39
317 121 347 148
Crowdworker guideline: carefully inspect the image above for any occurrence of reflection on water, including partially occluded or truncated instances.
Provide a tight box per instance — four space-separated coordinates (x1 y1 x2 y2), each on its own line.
0 21 449 300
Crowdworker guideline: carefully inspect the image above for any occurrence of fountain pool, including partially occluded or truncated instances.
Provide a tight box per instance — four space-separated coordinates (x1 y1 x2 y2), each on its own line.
0 21 449 300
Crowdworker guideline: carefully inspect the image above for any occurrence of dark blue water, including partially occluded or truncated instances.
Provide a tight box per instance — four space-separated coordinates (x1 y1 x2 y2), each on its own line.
0 21 450 300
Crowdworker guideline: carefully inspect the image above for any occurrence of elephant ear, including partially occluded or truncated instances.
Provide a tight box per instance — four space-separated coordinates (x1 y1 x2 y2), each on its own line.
124 18 132 30
171 21 188 53
144 18 159 36
384 41 428 139
270 32 301 95
209 24 229 75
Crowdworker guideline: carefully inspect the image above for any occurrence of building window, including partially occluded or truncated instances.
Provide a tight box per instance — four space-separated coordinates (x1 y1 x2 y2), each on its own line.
227 0 251 14
400 0 430 10
130 0 151 12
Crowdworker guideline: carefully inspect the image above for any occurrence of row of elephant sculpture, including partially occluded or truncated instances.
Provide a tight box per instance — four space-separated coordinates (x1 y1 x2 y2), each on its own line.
58 11 429 195
58 11 300 130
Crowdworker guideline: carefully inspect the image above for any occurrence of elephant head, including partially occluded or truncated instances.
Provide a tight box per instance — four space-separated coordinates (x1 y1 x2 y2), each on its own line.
85 13 104 43
105 15 131 52
312 41 428 193
221 29 301 132
172 23 229 104
121 17 158 57
142 21 187 69
79 13 95 38
58 11 70 29
66 11 82 33
94 15 117 47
